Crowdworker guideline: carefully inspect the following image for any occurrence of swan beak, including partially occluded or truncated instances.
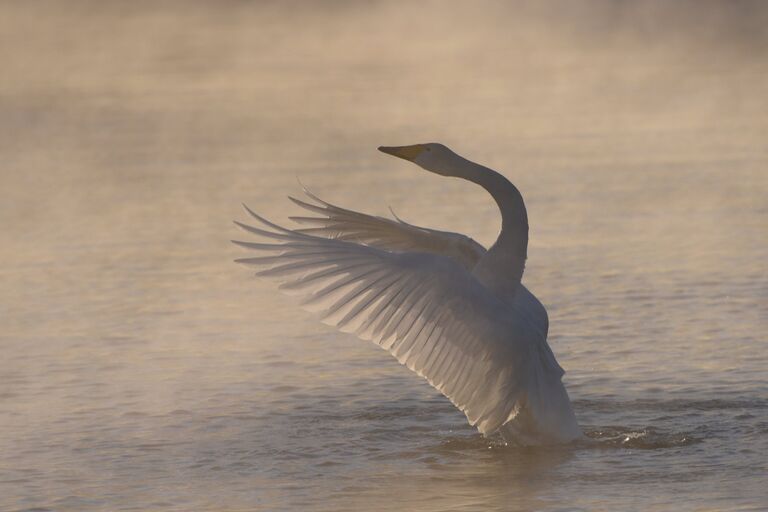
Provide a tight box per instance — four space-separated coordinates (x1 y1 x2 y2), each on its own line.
378 144 426 162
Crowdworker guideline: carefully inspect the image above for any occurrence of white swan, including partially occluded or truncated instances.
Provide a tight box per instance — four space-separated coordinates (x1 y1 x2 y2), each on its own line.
233 143 582 444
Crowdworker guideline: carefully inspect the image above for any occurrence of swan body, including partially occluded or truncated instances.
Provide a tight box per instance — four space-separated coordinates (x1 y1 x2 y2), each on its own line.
234 143 582 444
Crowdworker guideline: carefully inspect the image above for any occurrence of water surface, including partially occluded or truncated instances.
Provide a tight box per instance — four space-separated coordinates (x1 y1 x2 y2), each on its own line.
1 2 767 511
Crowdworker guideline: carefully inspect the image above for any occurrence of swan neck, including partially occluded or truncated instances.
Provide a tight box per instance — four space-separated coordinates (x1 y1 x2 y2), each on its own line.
453 156 529 282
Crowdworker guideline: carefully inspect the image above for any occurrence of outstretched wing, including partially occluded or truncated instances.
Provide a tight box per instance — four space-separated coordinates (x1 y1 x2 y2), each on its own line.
233 205 536 435
287 188 486 271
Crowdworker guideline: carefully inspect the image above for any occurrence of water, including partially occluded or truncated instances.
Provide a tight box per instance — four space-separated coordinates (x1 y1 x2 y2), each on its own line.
1 1 767 511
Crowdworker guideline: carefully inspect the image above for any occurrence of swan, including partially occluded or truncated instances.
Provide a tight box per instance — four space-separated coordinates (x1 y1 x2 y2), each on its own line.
233 143 582 445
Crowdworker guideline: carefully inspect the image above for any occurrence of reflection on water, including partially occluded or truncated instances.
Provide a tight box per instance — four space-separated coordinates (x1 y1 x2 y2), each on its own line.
1 1 767 511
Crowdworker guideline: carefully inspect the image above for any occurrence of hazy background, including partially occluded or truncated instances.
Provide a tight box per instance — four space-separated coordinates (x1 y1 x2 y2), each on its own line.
1 1 766 511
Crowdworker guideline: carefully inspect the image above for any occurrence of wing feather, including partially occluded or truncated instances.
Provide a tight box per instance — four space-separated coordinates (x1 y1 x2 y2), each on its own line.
233 205 537 435
288 188 487 270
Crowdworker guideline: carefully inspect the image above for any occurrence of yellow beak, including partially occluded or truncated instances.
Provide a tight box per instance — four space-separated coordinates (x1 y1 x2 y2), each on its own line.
378 144 426 162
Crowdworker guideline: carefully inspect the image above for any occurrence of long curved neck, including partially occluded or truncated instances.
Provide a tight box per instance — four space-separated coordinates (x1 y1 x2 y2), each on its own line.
450 156 529 286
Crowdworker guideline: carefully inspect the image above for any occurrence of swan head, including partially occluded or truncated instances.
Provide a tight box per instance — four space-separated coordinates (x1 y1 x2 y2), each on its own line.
378 143 461 176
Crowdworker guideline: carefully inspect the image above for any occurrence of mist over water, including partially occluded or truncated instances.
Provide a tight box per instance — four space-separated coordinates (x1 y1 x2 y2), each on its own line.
1 1 766 511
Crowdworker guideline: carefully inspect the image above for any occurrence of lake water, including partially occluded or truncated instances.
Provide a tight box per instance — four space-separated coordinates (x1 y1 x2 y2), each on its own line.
1 1 767 511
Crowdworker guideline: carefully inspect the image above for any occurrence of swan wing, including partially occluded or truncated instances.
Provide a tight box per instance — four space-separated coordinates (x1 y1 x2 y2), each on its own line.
287 188 486 270
234 205 535 435
289 190 549 339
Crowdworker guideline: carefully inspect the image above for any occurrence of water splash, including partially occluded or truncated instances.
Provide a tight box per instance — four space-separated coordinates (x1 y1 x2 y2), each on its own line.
585 425 701 449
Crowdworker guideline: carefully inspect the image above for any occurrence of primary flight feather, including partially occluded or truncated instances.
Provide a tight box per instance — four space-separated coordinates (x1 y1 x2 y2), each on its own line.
233 143 582 444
